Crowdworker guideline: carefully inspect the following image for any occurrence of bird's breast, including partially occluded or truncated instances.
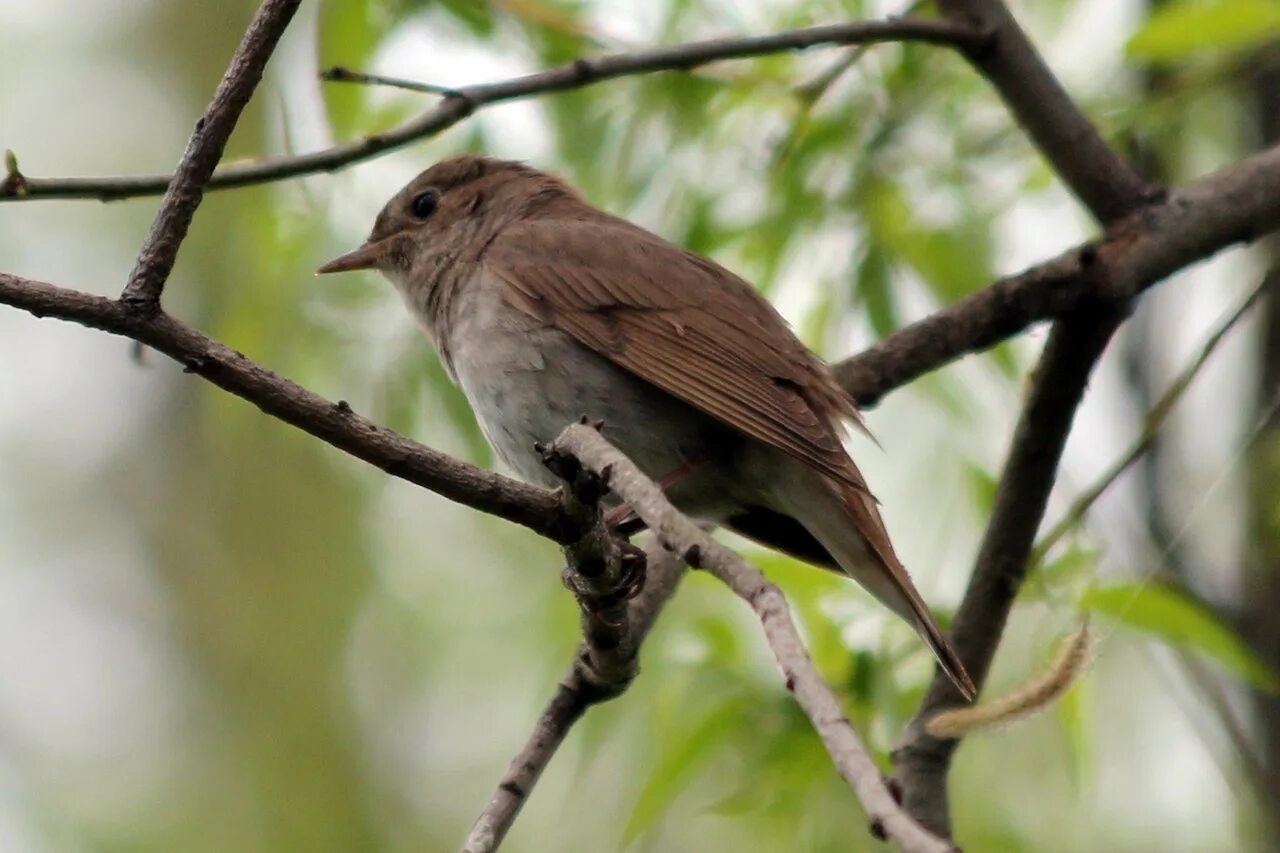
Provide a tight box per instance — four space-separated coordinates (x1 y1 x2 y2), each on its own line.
443 276 722 492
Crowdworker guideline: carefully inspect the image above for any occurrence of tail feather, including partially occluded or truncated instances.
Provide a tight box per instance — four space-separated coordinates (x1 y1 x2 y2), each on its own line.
832 480 976 702
760 454 976 701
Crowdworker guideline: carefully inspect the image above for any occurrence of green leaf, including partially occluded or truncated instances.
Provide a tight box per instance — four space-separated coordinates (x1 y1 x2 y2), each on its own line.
1055 672 1094 793
1080 583 1280 692
1024 545 1099 603
1127 1 1280 63
854 247 897 337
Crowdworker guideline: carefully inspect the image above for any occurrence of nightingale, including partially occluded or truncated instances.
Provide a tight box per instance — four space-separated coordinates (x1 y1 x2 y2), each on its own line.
318 155 975 700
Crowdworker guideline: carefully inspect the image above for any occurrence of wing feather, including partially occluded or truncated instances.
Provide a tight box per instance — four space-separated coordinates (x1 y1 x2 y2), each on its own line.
484 218 868 491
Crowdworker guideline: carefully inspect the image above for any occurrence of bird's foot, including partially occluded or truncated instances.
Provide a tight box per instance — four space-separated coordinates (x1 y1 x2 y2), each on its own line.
601 454 713 533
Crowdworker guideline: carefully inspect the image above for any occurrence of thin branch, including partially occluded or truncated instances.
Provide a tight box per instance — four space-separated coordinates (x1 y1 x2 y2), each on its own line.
0 273 566 538
1034 271 1277 563
550 424 954 853
120 0 301 310
463 547 687 853
0 17 986 203
319 66 464 97
935 0 1155 221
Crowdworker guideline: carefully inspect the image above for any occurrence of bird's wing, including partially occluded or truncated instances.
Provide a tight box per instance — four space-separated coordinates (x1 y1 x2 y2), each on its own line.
483 217 868 492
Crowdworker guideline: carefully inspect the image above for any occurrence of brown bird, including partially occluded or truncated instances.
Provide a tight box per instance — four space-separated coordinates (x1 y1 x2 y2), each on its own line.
318 155 975 700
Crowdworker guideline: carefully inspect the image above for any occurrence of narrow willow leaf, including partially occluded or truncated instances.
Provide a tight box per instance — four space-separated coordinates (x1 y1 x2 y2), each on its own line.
1127 0 1280 62
1081 583 1279 692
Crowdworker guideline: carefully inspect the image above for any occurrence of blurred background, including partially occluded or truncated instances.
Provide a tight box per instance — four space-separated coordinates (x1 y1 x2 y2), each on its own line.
2 0 1278 850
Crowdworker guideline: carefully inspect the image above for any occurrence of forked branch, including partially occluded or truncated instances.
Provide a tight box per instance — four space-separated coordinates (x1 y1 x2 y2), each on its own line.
548 423 955 853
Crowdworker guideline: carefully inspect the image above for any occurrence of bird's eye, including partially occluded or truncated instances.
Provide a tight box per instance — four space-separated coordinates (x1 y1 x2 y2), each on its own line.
411 189 440 219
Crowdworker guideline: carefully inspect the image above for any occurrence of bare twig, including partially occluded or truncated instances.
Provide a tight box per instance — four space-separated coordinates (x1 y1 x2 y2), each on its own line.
1 18 985 203
550 424 954 853
462 548 687 853
120 0 301 310
319 66 464 97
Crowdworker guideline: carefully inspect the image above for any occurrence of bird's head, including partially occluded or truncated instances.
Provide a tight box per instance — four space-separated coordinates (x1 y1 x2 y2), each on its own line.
316 154 577 290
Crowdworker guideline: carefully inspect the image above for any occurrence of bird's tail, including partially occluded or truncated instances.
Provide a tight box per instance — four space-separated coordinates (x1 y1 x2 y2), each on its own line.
768 462 976 701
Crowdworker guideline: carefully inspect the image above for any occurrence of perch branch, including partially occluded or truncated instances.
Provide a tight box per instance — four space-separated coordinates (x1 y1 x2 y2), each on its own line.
0 274 566 537
550 424 954 853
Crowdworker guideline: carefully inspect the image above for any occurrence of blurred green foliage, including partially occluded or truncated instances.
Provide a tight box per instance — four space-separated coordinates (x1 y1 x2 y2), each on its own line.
1127 0 1280 63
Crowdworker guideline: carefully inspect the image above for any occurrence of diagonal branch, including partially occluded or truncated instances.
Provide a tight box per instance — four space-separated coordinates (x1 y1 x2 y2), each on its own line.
550 423 954 853
935 0 1154 220
894 306 1123 836
120 0 301 310
1 17 985 203
835 142 1280 406
886 0 1159 836
0 273 566 538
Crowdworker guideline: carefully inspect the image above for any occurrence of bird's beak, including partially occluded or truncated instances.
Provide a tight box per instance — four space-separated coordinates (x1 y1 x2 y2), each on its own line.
316 240 385 275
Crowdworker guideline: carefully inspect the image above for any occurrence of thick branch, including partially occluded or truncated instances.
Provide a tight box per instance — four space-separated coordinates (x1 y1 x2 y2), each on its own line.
894 307 1122 835
937 0 1153 220
886 1 1156 835
835 142 1280 405
552 424 953 853
1 18 984 203
120 0 301 309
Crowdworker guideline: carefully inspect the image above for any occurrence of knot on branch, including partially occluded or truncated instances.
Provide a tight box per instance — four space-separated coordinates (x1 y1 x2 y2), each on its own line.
1 150 28 197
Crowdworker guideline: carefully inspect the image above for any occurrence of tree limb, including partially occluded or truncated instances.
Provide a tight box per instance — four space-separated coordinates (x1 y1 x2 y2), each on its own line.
835 142 1280 405
884 0 1159 834
936 0 1154 220
894 306 1123 835
0 18 985 203
0 274 567 537
120 0 301 310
